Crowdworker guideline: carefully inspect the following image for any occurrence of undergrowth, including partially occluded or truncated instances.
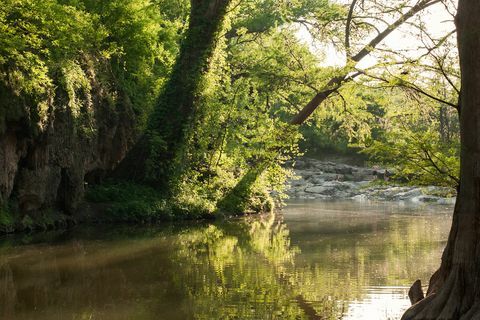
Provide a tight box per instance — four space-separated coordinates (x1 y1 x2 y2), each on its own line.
86 181 216 223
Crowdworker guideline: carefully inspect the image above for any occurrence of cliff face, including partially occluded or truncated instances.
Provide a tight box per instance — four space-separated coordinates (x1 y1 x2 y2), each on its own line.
0 66 138 223
0 0 185 232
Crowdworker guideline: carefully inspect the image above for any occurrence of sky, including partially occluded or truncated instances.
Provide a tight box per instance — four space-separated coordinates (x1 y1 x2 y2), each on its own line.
296 0 456 69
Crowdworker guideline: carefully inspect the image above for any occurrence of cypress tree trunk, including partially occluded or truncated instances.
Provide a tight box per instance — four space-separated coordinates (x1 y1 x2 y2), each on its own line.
115 0 231 187
402 1 480 318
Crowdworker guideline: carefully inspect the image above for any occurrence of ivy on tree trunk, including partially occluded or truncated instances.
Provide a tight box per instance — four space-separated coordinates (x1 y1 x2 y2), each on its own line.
116 0 231 189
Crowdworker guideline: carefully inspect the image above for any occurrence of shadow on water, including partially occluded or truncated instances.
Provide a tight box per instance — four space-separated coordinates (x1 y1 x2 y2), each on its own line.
0 200 452 320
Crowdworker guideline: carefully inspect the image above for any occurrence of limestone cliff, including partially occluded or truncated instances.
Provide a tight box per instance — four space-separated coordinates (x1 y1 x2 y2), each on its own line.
0 61 138 230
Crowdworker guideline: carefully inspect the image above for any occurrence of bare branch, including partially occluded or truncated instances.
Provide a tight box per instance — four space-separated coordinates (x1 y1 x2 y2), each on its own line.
351 0 442 63
345 0 359 58
291 0 443 125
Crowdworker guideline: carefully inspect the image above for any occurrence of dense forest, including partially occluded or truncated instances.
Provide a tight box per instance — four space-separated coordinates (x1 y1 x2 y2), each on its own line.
4 0 480 318
0 0 460 230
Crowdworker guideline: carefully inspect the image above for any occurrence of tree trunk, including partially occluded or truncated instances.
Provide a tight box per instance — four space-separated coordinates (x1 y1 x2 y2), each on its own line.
115 0 231 187
220 0 439 211
402 1 480 319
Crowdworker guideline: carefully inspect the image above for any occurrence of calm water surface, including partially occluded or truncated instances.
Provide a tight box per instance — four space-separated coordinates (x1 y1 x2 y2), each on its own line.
0 200 453 320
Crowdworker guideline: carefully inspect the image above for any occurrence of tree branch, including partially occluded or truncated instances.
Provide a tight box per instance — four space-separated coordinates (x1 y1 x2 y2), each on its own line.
345 0 359 58
290 0 442 125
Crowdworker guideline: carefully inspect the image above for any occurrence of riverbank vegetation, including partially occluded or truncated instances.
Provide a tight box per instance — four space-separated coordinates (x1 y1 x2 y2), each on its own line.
0 0 460 231
9 0 480 318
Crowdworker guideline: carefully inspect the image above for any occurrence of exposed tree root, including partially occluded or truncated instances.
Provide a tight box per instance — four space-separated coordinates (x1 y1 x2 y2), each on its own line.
409 280 425 305
402 266 480 319
402 0 480 318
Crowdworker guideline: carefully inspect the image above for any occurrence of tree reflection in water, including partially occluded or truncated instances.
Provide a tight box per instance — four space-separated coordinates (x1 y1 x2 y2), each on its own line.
0 202 451 320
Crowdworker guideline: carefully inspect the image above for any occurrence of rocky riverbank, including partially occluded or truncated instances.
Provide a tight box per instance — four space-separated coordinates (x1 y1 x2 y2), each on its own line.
286 158 456 205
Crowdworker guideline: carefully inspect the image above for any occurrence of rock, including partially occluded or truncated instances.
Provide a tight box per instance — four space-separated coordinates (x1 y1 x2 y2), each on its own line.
335 165 353 175
297 170 318 180
0 131 27 203
286 157 457 204
0 80 137 218
352 194 368 201
376 186 411 200
325 174 343 181
314 194 332 200
356 181 371 187
413 195 442 203
437 197 456 205
322 181 352 190
305 186 329 194
290 178 307 187
295 191 308 198
335 191 352 198
16 167 62 212
293 160 307 169
303 181 353 197
322 166 336 173
310 176 326 184
393 188 423 201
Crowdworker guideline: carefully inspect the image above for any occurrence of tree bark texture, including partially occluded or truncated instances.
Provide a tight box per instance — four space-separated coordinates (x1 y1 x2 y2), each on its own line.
402 1 480 318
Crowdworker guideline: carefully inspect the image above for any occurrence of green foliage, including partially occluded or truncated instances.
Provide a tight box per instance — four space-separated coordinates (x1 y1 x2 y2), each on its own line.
0 0 182 134
2 0 316 221
2 0 460 224
299 118 352 155
232 0 339 35
0 203 71 232
169 23 311 214
86 182 168 221
0 0 105 133
301 80 460 187
143 0 233 186
86 182 212 222
139 2 325 214
79 0 185 125
264 0 460 188
363 122 460 187
354 87 460 187
0 204 14 233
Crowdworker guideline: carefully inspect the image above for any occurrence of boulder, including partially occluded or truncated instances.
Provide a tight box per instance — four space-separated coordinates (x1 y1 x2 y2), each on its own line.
335 165 354 175
393 188 423 201
305 186 329 194
286 157 457 205
322 181 352 191
437 197 456 205
413 195 442 203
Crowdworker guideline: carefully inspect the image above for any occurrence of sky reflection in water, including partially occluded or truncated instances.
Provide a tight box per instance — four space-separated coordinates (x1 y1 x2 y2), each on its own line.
0 200 452 320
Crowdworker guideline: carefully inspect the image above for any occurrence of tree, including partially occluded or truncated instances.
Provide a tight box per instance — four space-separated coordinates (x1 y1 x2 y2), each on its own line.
291 0 442 125
117 0 231 188
402 0 480 318
337 1 461 187
221 0 447 212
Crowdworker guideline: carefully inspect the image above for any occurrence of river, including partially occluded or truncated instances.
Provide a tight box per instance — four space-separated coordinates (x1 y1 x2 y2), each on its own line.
0 200 453 320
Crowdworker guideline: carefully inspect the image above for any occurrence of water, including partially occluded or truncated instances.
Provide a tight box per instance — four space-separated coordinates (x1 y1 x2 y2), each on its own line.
0 200 453 320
